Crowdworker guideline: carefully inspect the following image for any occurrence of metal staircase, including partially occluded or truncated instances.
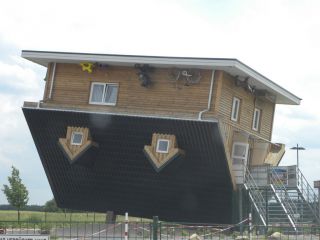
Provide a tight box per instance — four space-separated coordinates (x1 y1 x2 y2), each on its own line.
296 168 320 223
244 166 267 226
269 168 297 230
244 165 319 232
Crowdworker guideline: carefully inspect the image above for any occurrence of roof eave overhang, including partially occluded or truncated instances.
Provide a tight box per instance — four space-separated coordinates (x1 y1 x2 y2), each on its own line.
21 50 301 105
233 61 301 105
21 50 237 68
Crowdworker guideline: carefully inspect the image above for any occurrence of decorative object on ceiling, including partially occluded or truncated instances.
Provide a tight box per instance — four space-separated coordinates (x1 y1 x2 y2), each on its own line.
143 133 184 172
80 63 95 73
58 126 99 167
96 63 109 69
235 76 275 101
80 62 109 74
235 76 256 93
170 68 202 88
135 64 154 87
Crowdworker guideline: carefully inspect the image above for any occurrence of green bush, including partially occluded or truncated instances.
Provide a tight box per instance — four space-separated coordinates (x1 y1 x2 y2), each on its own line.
27 214 42 223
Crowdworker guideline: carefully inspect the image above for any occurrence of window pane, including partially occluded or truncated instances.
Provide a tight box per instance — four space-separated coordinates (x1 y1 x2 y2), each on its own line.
233 158 244 165
157 140 169 153
91 84 104 103
254 111 258 128
253 109 260 130
232 98 240 121
233 100 238 119
104 85 118 104
71 132 83 145
234 145 247 157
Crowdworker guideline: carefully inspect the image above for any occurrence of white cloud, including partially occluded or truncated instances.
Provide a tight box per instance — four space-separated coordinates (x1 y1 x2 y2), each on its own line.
0 151 13 168
0 61 41 91
1 0 320 204
0 47 46 205
281 148 320 184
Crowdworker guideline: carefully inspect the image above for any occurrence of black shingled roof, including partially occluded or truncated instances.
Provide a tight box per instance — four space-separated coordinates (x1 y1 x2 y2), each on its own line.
23 108 233 223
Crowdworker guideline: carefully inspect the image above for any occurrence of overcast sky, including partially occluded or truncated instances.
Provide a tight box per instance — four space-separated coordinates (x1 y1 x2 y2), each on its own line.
0 0 320 205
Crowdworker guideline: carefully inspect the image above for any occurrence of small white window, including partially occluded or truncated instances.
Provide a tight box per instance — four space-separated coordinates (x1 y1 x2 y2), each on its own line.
156 139 170 153
232 142 249 165
71 132 83 145
89 83 118 105
252 108 261 131
231 97 240 122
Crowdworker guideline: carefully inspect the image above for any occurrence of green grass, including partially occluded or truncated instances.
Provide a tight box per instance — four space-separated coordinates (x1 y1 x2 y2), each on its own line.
0 210 151 223
0 210 107 222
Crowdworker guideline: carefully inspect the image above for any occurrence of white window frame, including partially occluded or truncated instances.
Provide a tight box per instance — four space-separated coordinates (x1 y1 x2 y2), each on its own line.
89 82 118 106
231 97 240 122
71 132 83 146
156 139 170 153
252 108 261 131
231 142 249 165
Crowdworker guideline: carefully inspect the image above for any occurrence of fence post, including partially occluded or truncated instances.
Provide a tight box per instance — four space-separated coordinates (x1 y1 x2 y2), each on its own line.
152 216 159 240
265 188 268 235
125 212 129 240
249 213 252 240
239 185 243 234
318 187 320 220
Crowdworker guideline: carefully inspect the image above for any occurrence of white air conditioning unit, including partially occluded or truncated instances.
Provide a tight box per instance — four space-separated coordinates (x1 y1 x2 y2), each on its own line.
232 142 249 184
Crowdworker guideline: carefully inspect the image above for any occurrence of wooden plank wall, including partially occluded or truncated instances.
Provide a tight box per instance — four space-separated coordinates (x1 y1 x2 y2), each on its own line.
214 72 275 140
43 63 53 100
45 63 213 117
42 64 275 141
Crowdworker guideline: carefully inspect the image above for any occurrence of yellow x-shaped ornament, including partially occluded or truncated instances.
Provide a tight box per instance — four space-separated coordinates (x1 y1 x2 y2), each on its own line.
80 63 94 73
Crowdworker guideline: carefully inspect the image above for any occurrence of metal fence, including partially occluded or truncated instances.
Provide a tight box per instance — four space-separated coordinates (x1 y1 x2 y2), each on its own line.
1 220 320 239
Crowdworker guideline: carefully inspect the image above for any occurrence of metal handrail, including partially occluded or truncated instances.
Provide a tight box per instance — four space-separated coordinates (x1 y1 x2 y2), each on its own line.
296 167 320 222
269 184 297 232
244 166 267 225
269 169 298 228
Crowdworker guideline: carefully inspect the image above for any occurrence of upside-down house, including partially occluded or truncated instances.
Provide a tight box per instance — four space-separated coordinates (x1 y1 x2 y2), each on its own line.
22 50 319 229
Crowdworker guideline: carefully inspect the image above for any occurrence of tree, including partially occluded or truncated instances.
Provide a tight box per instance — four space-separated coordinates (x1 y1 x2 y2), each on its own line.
44 198 60 212
2 166 29 222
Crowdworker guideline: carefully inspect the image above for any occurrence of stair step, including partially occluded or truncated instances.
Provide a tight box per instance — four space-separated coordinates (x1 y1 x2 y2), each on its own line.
245 166 320 232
